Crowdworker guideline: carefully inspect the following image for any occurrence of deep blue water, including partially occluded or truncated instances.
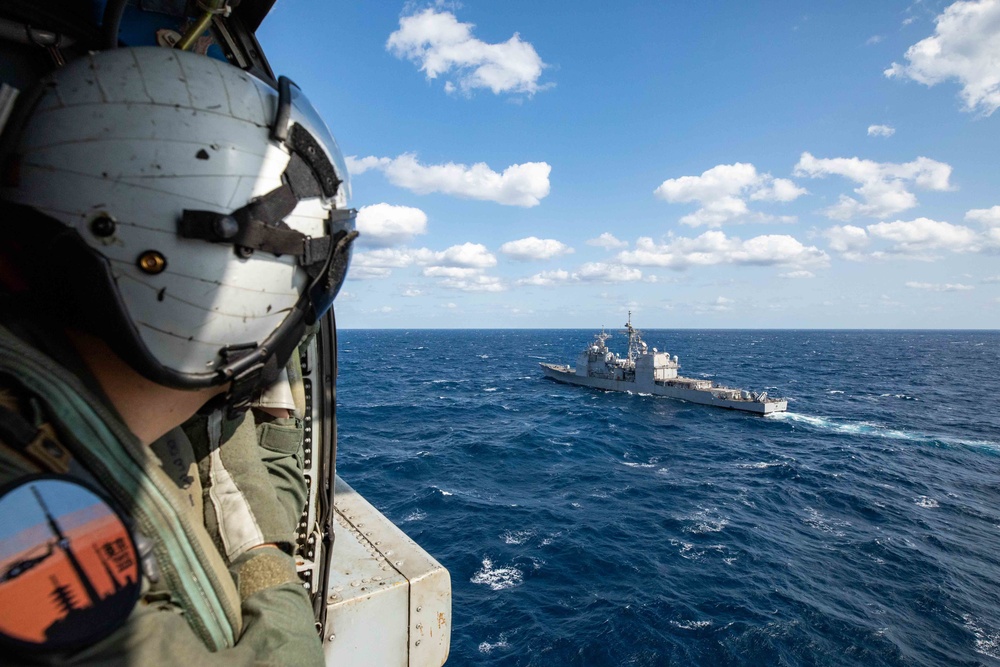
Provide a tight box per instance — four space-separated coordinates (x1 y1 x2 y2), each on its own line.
335 329 1000 666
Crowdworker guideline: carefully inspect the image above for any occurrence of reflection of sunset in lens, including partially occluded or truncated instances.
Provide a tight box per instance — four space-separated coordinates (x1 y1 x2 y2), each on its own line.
0 482 140 647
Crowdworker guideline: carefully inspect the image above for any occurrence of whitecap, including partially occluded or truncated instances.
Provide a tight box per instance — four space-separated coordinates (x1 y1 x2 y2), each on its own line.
827 390 844 394
914 496 939 508
484 387 499 392
622 461 656 468
471 557 523 591
478 635 510 654
963 614 1000 659
670 620 712 630
502 529 534 545
803 507 850 537
683 508 729 534
403 509 427 522
736 462 780 469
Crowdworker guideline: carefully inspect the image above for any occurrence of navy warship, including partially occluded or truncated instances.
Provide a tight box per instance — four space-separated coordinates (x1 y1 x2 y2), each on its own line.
541 314 788 414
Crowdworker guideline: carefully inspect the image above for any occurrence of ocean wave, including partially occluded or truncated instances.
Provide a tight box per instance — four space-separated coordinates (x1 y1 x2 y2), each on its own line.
502 529 534 545
880 393 918 400
683 508 729 534
767 412 1000 452
803 507 851 537
471 557 523 591
914 496 939 509
670 620 712 630
478 633 511 654
963 614 1000 660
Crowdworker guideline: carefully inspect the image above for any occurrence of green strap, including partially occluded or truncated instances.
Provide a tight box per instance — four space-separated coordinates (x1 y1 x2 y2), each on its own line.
0 326 242 650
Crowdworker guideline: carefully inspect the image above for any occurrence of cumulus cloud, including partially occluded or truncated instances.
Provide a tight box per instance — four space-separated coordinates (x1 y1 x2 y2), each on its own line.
905 281 975 291
885 0 1000 115
868 218 980 252
347 153 551 207
422 266 484 279
586 232 628 249
352 241 502 290
355 203 428 247
702 296 734 312
793 152 953 220
434 242 498 268
654 163 807 227
499 236 573 261
574 263 643 282
434 274 505 292
386 8 549 96
966 205 1000 226
517 269 571 286
617 231 828 270
824 217 996 258
351 241 497 278
867 124 896 137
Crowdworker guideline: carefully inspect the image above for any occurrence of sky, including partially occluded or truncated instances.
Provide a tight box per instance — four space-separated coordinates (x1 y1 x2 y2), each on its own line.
258 1 1000 329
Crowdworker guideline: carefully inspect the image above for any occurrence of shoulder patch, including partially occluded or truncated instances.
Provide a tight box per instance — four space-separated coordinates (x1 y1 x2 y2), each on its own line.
0 475 141 651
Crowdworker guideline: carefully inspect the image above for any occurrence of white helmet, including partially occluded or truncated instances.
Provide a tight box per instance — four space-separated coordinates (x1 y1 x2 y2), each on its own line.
0 47 356 410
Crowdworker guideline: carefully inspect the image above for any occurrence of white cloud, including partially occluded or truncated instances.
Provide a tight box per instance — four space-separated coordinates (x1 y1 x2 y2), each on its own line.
351 242 497 283
966 205 1000 227
574 263 643 282
586 232 628 249
402 287 423 297
345 155 390 175
422 266 483 279
867 124 896 137
867 34 885 45
435 274 505 292
885 0 1000 115
352 242 501 290
780 270 816 278
982 275 1000 283
499 237 573 261
825 225 871 256
386 8 549 96
617 231 828 270
517 269 571 286
705 296 733 312
654 163 807 227
356 203 428 247
347 153 551 207
867 217 980 252
793 152 952 220
434 242 497 268
905 281 975 291
825 217 995 258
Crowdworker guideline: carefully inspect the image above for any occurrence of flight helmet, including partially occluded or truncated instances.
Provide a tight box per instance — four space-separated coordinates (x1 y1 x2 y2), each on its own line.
0 47 357 412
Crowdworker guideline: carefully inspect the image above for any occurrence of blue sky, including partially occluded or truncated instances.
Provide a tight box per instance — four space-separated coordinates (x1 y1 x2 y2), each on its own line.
259 1 1000 329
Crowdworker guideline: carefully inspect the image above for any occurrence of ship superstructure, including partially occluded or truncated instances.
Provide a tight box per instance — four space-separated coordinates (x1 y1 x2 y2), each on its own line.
541 314 787 414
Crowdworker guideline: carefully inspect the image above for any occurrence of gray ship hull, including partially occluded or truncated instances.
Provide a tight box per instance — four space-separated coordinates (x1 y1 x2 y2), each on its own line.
540 363 787 414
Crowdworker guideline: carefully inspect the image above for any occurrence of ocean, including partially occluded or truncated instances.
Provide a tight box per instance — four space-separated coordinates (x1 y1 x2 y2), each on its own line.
335 329 1000 666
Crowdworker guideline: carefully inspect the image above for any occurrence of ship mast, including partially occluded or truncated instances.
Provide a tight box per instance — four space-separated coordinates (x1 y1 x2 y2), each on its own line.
623 310 642 366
